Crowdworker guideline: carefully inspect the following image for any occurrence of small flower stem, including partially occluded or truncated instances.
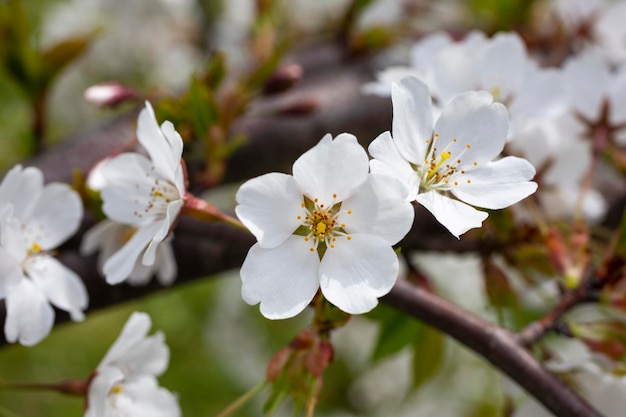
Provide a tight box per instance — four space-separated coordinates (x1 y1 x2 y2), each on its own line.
215 381 266 417
181 193 248 231
0 379 88 397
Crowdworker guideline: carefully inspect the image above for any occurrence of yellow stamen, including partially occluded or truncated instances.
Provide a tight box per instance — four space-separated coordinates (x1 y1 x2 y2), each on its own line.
427 151 451 180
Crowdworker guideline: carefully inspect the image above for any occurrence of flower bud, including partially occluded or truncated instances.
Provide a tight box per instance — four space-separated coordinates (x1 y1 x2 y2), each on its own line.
84 82 139 108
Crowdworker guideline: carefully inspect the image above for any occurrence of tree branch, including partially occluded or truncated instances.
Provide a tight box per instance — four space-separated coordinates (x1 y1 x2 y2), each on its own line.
383 280 602 417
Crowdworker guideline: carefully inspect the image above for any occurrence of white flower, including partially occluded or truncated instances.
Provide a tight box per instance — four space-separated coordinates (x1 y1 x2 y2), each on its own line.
552 0 626 63
563 50 626 133
364 32 565 137
368 76 537 238
0 165 87 346
85 312 180 417
511 117 607 222
236 133 414 319
81 220 177 286
93 101 185 285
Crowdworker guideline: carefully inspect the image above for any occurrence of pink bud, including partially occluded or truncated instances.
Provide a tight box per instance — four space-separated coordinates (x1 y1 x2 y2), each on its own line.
84 82 139 108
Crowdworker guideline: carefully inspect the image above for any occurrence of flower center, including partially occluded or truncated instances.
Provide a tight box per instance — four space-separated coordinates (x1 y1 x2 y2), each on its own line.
132 170 181 220
293 195 352 259
414 133 477 192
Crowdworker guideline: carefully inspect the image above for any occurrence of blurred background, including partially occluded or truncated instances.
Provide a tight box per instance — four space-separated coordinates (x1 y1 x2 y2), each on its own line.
0 0 580 416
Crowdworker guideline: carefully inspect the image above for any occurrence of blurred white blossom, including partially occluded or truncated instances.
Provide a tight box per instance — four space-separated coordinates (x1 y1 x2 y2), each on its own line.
0 165 87 346
85 312 180 417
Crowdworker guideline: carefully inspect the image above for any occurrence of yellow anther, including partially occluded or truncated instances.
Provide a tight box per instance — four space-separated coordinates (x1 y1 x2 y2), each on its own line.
111 385 123 394
30 242 42 253
347 236 352 240
427 151 452 180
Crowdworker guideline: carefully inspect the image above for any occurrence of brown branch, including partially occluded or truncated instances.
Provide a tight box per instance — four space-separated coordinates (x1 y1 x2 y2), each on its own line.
383 280 602 417
516 279 596 347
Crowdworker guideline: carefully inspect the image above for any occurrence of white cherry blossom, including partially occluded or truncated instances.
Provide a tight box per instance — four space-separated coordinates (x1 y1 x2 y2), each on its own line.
0 165 87 346
563 49 626 134
85 312 180 417
552 0 626 63
92 101 184 285
368 76 537 238
236 133 414 319
364 31 565 137
80 220 177 286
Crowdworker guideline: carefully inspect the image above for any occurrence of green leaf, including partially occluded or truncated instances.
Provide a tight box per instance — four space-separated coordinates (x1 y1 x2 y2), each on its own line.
612 210 626 259
368 304 424 362
411 325 445 389
38 35 92 88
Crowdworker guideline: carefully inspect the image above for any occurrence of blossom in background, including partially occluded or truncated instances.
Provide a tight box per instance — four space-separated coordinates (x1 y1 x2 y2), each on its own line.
89 101 184 285
511 117 607 222
562 49 626 144
369 76 537 238
236 133 414 319
364 31 565 137
0 165 87 346
85 312 180 417
552 0 626 63
81 220 177 286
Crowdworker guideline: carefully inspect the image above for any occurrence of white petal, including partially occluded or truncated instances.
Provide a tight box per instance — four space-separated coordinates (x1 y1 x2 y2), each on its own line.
99 312 169 378
99 153 169 225
4 279 54 346
0 165 43 220
24 255 88 321
339 175 415 245
368 131 420 200
608 65 626 126
85 365 124 417
391 76 433 164
409 31 453 71
361 66 424 96
477 32 528 101
137 102 183 182
142 199 182 266
416 191 488 238
103 222 162 285
319 234 398 314
432 41 478 104
240 237 320 319
434 90 509 167
80 220 121 257
0 247 23 299
509 68 566 123
0 206 27 262
154 237 177 286
23 183 83 250
235 173 304 249
563 51 610 122
292 133 369 206
107 376 181 417
452 157 538 210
